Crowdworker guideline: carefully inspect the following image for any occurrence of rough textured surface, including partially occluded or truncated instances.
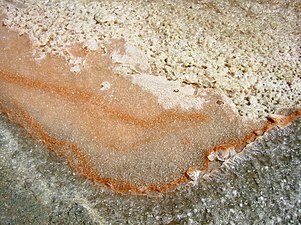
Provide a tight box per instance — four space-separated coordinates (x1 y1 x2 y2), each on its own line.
1 0 300 119
0 115 300 224
0 0 300 222
0 23 266 193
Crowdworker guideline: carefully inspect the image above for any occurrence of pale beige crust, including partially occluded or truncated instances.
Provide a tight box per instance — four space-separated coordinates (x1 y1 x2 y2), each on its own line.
2 0 300 119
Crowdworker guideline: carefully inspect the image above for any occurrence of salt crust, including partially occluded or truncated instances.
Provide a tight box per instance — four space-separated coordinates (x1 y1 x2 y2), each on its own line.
1 0 300 118
132 74 206 111
99 80 111 91
111 42 206 110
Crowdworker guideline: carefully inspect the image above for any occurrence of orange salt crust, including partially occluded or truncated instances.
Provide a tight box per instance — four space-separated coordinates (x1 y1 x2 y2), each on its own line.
1 93 300 194
0 25 300 195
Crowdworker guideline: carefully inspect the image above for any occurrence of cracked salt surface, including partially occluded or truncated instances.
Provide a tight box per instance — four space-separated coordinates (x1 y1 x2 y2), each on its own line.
0 115 300 224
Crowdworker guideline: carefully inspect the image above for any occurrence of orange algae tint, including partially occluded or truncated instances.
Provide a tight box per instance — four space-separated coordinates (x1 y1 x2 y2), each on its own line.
1 23 299 194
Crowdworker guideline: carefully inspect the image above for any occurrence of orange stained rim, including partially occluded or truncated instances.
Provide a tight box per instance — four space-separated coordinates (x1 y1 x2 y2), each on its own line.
0 13 301 195
0 88 300 194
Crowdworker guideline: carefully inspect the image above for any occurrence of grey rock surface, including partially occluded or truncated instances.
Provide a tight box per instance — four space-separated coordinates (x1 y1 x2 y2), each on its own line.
0 114 300 225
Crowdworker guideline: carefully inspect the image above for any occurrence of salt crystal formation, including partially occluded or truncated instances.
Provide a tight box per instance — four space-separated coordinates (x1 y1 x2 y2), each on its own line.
1 0 300 119
0 0 300 194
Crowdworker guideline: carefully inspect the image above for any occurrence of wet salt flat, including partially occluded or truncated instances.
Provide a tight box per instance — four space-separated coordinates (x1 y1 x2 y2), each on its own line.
0 0 301 223
0 115 300 224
